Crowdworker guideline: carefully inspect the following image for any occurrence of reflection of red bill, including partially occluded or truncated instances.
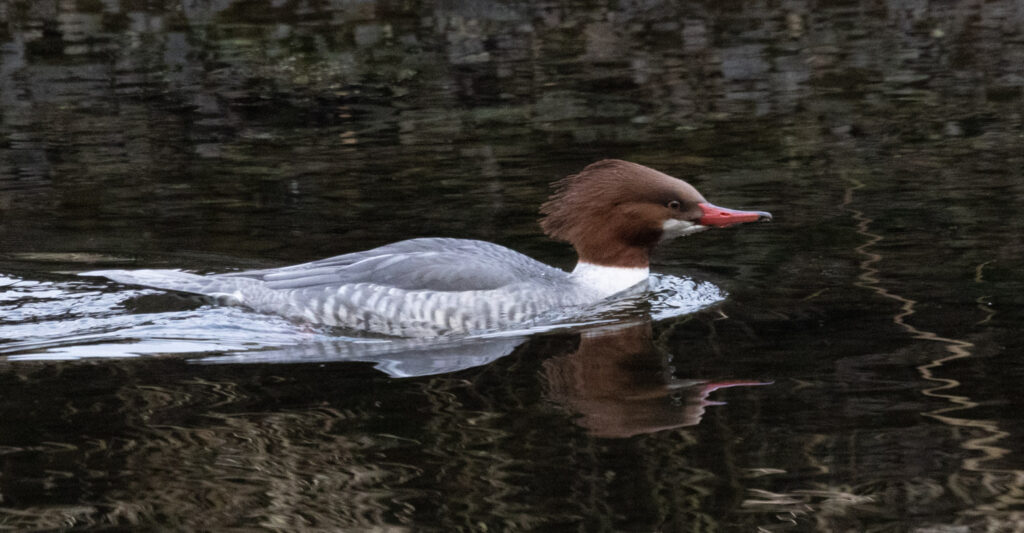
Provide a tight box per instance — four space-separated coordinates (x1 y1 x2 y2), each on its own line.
699 380 774 404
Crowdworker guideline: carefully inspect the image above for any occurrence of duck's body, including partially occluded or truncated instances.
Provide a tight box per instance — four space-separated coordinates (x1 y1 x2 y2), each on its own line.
86 160 771 337
92 238 619 336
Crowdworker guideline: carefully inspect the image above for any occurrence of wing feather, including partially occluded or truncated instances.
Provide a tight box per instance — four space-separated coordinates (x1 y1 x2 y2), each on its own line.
218 238 568 292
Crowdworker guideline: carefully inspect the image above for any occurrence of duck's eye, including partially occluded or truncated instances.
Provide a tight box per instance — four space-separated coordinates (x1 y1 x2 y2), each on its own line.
667 200 681 210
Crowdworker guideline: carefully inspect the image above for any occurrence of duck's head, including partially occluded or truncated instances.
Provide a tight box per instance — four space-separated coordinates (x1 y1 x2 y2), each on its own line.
540 159 772 269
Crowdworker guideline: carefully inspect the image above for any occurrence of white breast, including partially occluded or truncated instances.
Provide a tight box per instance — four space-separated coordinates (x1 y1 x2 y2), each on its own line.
570 262 649 298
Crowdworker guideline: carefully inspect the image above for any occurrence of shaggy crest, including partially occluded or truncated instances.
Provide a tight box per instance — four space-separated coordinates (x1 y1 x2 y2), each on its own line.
539 159 707 267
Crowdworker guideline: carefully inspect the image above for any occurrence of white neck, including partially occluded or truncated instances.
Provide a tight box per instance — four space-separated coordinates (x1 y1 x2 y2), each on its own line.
571 262 650 298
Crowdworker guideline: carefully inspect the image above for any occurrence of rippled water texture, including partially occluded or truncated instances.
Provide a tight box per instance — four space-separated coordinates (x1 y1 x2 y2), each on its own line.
2 1 1024 531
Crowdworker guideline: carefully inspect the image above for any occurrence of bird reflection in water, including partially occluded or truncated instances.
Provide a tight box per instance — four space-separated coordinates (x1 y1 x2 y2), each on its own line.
199 316 770 439
542 321 770 438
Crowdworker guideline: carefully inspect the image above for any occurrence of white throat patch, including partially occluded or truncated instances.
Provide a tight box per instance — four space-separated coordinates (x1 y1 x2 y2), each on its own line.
661 218 709 241
571 262 650 298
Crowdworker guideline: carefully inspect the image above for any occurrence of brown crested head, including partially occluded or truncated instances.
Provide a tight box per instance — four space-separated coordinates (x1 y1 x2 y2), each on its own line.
539 159 708 268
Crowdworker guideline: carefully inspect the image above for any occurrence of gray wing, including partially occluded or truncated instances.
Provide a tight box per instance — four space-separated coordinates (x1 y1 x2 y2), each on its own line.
219 238 568 292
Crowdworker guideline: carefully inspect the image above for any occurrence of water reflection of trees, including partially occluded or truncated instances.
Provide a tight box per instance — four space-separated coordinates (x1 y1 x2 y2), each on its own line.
0 328 758 531
3 307 1021 530
3 0 1021 261
3 0 1022 204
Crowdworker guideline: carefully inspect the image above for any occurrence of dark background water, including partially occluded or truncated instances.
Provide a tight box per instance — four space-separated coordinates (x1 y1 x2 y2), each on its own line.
2 0 1024 531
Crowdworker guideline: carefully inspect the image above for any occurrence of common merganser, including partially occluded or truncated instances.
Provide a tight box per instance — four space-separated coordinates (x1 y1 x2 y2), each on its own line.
84 160 771 337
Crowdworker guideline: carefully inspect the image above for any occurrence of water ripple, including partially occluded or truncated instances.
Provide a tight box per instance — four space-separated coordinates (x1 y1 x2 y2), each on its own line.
2 271 723 377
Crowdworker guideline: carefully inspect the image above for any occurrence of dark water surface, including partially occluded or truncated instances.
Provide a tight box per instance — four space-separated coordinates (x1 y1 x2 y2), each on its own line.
2 1 1024 531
